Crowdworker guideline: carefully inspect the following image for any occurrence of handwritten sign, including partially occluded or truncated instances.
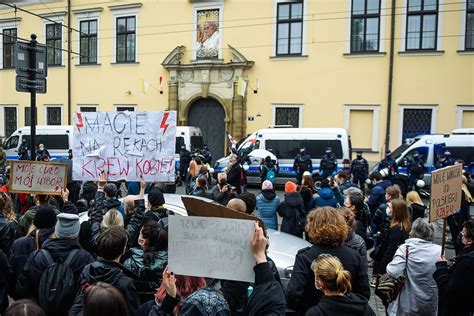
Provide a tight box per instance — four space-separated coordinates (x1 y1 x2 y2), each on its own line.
72 111 176 182
9 160 67 195
429 164 463 222
168 215 256 283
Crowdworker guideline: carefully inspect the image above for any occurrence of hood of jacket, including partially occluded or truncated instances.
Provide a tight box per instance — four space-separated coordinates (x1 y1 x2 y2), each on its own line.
41 238 83 260
104 197 121 210
82 259 137 284
261 189 276 201
378 180 392 190
123 247 168 278
284 192 303 207
314 293 372 315
318 187 335 200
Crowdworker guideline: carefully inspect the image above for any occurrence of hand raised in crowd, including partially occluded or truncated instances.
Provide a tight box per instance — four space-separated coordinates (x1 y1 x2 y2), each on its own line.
98 170 107 191
438 254 447 262
251 222 267 264
139 175 146 198
61 188 69 202
162 266 177 298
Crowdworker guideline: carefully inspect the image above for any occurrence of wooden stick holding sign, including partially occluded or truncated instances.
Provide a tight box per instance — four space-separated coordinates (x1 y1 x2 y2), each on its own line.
9 160 68 195
429 164 463 256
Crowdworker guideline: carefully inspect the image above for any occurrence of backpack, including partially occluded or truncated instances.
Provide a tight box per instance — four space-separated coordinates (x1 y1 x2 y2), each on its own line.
265 166 276 184
38 249 79 316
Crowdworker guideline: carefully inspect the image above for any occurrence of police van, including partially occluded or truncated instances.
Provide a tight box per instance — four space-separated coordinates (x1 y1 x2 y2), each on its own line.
174 126 203 169
374 128 474 193
215 127 352 184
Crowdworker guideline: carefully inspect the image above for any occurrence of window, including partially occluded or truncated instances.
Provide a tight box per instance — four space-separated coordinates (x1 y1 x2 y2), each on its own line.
406 0 438 50
79 106 97 112
175 137 185 154
274 107 301 127
4 107 17 137
402 108 433 141
2 28 16 68
80 20 98 64
22 135 69 150
351 0 380 52
403 147 429 165
266 139 344 159
116 106 135 112
46 23 62 65
456 106 474 128
116 16 136 63
276 1 303 56
3 135 18 150
46 107 62 125
467 0 474 50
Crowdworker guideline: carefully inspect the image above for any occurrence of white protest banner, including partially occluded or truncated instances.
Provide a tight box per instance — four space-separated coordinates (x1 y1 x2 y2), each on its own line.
168 215 256 283
9 160 67 195
72 111 176 182
429 164 463 222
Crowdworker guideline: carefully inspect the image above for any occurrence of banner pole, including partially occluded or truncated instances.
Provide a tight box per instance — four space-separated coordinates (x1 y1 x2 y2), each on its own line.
441 217 447 256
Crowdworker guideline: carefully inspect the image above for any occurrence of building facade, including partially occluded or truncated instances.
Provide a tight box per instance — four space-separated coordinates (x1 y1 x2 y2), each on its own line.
0 0 473 161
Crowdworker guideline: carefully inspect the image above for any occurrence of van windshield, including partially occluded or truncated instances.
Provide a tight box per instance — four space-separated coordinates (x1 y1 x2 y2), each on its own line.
266 139 344 159
22 135 69 150
237 135 258 157
3 136 19 150
175 137 185 153
191 136 203 150
390 143 411 160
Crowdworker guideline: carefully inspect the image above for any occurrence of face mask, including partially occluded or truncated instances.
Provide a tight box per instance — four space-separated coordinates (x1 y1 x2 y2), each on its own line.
39 146 44 150
357 155 362 159
300 149 305 153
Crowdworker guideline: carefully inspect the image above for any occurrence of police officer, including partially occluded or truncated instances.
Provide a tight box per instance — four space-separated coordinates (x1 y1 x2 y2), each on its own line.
293 147 312 184
179 145 192 185
378 150 398 181
435 150 455 169
408 151 425 191
202 144 212 165
18 139 29 160
351 151 369 191
319 147 337 179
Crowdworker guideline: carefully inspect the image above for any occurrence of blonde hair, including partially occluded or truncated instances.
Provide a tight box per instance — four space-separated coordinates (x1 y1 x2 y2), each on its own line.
188 160 199 178
311 254 352 295
406 191 423 206
462 176 473 203
101 209 124 229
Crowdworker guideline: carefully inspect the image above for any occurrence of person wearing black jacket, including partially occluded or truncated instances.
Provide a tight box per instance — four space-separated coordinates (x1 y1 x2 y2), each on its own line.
277 182 307 238
227 155 243 195
211 173 235 206
0 203 14 255
15 213 94 307
285 207 370 315
260 156 277 185
0 250 12 314
69 226 140 316
306 254 375 316
178 145 192 185
434 220 474 316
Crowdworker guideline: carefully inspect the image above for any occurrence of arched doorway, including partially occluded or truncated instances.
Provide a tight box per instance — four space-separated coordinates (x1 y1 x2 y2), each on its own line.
188 98 226 162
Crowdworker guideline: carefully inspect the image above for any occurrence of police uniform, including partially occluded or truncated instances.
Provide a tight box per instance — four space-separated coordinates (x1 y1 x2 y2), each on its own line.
351 153 369 191
378 153 398 181
319 152 337 179
293 150 312 184
408 154 425 190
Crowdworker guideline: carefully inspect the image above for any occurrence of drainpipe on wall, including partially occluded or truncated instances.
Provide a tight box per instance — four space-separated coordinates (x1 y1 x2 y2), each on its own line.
67 0 71 124
384 0 396 152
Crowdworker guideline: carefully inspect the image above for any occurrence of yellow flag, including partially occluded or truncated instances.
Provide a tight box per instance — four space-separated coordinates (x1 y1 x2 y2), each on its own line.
237 77 247 97
140 79 150 96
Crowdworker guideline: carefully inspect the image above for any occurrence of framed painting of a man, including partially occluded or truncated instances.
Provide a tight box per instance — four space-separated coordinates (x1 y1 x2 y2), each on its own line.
196 9 220 59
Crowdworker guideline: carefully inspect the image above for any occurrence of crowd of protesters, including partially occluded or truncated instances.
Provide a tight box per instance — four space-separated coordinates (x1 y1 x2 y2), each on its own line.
0 142 472 316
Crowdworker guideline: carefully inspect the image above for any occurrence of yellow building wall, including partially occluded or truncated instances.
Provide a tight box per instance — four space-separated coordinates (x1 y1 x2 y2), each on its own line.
0 0 472 162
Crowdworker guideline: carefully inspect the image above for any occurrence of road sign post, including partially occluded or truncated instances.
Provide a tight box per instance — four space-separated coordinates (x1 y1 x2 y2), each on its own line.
15 34 48 161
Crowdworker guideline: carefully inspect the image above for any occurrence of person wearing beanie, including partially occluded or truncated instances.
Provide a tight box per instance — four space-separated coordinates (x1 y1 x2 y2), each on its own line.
278 181 307 238
311 179 338 209
143 187 173 224
256 180 280 230
16 213 93 311
33 205 57 230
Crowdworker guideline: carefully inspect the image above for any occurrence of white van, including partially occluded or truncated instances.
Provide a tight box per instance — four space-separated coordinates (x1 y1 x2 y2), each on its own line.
3 125 73 160
174 126 204 169
375 130 474 192
215 127 352 184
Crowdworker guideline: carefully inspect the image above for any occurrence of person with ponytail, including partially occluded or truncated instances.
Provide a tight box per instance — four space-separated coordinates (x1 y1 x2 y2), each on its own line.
306 254 376 316
122 220 168 304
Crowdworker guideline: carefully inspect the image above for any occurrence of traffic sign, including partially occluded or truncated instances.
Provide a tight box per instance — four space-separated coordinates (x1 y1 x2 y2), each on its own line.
14 41 48 79
15 76 47 94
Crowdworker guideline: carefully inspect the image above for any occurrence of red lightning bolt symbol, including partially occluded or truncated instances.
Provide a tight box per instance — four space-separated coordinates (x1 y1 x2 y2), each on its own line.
76 113 84 132
160 112 170 135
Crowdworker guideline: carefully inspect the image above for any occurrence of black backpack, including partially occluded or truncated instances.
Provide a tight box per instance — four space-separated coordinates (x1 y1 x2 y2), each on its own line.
38 249 79 316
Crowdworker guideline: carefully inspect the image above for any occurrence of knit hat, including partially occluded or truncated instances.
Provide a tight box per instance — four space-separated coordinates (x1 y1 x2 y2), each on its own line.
285 181 297 193
33 205 57 229
55 213 80 239
262 180 273 191
62 201 78 215
148 188 165 207
180 288 230 316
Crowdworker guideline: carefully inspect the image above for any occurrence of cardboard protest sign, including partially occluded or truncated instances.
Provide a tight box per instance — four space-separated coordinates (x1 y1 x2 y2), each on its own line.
72 111 176 182
168 215 256 283
9 160 67 195
429 164 463 222
181 196 266 230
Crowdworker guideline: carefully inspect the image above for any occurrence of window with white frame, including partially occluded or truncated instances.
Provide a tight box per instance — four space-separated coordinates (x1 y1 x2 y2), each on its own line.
466 0 474 50
276 1 303 56
46 106 62 125
398 105 437 144
115 105 136 112
273 105 302 127
456 105 474 128
46 23 62 65
110 4 140 63
80 20 98 64
3 106 17 137
344 105 380 151
79 105 98 112
406 0 438 50
2 28 16 68
351 0 381 53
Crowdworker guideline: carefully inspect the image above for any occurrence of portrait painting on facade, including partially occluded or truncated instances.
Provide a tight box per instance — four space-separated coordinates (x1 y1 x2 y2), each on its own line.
196 9 220 59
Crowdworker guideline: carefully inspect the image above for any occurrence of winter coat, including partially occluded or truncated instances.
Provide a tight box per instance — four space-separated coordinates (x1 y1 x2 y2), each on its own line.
305 293 376 316
69 259 140 316
387 238 441 316
409 203 426 223
91 191 144 248
374 225 409 275
191 188 213 199
16 205 60 238
0 214 14 255
367 180 391 215
344 231 368 272
0 249 12 315
277 192 307 238
122 248 168 304
256 190 280 230
149 261 285 316
15 238 94 301
373 203 391 233
433 244 474 316
299 187 314 212
286 244 370 314
227 163 243 194
211 184 233 206
311 188 338 208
